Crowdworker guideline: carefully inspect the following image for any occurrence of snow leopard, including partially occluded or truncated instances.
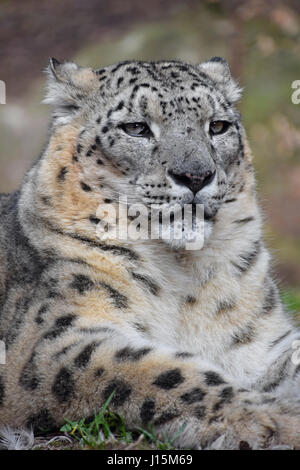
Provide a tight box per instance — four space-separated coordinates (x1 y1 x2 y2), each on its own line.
0 57 299 449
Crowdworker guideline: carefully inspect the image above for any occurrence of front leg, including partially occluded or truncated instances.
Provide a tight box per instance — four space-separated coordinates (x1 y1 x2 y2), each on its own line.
8 327 300 449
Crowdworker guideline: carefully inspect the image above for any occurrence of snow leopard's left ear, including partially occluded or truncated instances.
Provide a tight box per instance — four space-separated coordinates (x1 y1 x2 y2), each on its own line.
199 57 242 104
43 58 99 122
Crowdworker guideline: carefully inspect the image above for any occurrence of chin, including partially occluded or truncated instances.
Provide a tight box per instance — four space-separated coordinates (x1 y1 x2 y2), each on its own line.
161 220 213 252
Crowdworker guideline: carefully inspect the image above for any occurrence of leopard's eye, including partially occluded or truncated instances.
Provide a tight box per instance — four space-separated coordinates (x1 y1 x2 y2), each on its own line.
121 122 152 138
209 120 230 135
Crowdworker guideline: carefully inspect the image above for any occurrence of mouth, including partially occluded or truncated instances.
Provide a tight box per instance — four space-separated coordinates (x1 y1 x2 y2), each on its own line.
190 201 214 222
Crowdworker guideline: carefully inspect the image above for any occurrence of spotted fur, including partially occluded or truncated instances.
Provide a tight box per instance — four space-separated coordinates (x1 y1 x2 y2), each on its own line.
0 58 299 449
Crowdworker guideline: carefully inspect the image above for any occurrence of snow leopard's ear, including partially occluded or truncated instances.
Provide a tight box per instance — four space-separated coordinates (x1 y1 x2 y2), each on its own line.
43 58 99 123
199 57 242 104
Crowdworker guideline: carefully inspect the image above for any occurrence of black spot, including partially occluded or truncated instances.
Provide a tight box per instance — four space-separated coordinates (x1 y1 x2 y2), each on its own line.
74 341 100 368
97 159 104 165
231 240 261 274
27 409 56 434
175 352 194 359
216 300 235 315
80 182 92 192
43 314 76 340
154 410 180 426
89 215 101 225
19 354 40 391
86 149 93 157
78 326 113 335
224 198 237 204
95 367 105 378
95 135 101 145
233 216 254 225
213 386 234 411
102 126 109 134
77 144 82 153
180 387 206 404
232 324 255 345
71 274 95 294
126 66 140 75
52 367 75 403
57 166 68 182
262 358 290 392
104 198 112 203
140 399 156 424
204 371 226 386
0 376 5 406
101 245 138 261
77 144 82 154
103 379 132 406
41 195 52 206
117 77 124 87
35 304 49 324
132 273 160 296
194 406 206 419
115 346 152 362
270 331 291 348
5 292 34 347
185 295 196 304
54 342 79 359
133 322 148 333
208 414 223 424
153 369 185 390
262 281 277 314
47 290 63 299
99 282 128 309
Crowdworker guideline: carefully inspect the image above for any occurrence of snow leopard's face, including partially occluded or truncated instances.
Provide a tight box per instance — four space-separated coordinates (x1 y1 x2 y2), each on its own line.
46 58 245 248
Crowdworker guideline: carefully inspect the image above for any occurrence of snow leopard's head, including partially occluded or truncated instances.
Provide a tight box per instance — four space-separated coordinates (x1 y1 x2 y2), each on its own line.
44 58 247 248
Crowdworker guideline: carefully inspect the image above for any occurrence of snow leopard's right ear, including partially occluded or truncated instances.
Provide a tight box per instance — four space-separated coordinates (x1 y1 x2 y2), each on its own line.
43 58 99 123
199 57 242 104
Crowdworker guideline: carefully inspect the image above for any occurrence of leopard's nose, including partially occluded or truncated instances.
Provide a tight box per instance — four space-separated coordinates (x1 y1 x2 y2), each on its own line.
168 168 216 194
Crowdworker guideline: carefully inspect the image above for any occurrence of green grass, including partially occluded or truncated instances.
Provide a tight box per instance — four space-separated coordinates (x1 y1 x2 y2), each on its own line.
60 393 185 450
281 290 300 318
60 393 132 449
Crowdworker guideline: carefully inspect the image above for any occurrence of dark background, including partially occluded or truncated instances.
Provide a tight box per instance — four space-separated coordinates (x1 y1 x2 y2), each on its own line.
0 0 299 313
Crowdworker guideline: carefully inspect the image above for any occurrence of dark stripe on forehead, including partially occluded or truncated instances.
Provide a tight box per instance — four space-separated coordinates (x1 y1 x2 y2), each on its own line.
110 60 132 74
204 92 216 113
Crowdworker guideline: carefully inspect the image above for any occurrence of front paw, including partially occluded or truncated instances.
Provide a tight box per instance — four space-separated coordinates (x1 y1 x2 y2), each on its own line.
222 405 278 449
224 403 300 449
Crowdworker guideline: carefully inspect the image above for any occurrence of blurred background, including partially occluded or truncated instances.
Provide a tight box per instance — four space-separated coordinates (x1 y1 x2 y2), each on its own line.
0 0 299 312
